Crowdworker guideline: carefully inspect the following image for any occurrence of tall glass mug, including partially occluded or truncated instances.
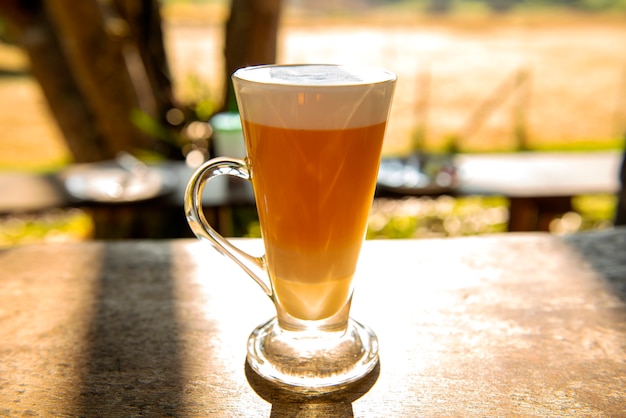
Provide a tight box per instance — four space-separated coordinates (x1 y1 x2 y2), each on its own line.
184 64 396 391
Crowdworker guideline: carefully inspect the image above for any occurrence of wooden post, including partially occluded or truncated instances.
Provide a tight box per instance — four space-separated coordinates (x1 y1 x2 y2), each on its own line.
0 0 111 162
222 0 283 112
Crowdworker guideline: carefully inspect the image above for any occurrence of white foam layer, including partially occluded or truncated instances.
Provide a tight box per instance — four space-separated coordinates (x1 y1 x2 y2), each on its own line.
235 64 395 86
232 65 396 130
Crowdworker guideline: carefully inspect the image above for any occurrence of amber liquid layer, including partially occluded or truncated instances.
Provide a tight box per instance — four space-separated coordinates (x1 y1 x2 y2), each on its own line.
244 120 386 320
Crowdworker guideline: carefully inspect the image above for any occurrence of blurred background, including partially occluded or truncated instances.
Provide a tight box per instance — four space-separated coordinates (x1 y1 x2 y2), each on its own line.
0 0 625 245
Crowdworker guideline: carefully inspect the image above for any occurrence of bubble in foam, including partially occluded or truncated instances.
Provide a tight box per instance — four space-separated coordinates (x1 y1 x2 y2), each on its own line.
269 65 364 85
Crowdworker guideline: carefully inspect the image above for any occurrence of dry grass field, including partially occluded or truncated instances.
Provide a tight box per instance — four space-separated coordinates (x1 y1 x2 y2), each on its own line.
1 7 626 170
165 7 626 155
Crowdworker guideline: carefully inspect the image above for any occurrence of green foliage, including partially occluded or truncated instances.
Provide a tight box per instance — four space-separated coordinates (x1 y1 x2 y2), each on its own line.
572 194 617 229
0 209 93 247
363 193 617 239
194 99 217 122
367 195 509 239
180 73 219 114
130 109 170 140
529 139 625 153
176 72 220 121
245 221 262 238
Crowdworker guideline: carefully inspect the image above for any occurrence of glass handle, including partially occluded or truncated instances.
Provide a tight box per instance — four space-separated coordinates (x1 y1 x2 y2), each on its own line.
184 158 272 297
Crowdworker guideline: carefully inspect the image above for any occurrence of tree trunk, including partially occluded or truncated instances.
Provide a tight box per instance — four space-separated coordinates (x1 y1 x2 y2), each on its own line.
111 0 175 119
44 0 157 156
0 0 111 162
222 0 283 112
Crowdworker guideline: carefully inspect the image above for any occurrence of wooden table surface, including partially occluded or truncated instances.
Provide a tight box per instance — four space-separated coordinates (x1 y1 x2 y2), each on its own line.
1 229 625 416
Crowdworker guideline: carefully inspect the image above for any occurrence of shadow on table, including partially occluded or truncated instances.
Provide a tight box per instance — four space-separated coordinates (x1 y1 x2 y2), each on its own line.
74 243 184 416
245 361 380 418
562 227 626 304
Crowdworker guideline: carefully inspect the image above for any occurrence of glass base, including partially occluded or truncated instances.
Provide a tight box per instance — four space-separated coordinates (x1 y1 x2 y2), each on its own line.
246 317 379 392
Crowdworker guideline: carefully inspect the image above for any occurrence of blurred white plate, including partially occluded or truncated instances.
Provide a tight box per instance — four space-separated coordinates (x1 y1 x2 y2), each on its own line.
377 154 458 195
62 162 176 203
